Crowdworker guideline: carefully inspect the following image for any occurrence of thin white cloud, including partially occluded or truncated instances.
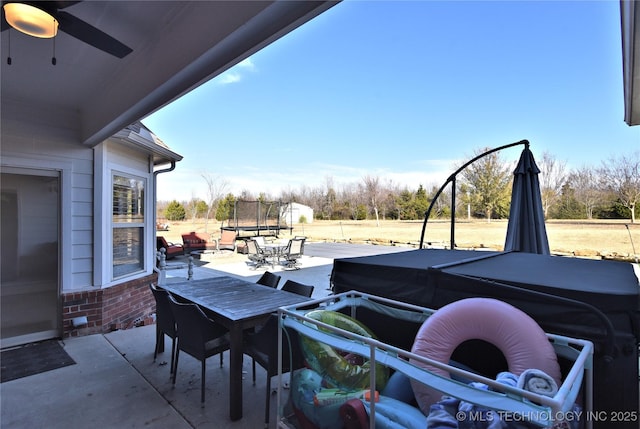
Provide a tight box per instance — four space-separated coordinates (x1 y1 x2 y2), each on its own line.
217 73 241 85
156 158 455 202
237 58 256 71
412 158 460 170
215 57 257 85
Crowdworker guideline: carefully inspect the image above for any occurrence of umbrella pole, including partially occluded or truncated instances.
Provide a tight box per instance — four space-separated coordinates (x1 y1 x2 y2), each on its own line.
451 178 456 249
625 224 639 263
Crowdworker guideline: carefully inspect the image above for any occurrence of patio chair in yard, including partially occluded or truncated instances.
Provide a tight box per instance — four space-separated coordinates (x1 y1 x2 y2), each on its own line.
217 229 237 251
256 271 281 288
168 294 230 405
181 231 216 253
246 239 268 269
156 236 184 259
281 237 305 269
294 236 307 252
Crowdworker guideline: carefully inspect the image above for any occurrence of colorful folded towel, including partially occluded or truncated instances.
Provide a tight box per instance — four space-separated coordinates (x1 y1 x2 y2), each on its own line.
517 368 558 397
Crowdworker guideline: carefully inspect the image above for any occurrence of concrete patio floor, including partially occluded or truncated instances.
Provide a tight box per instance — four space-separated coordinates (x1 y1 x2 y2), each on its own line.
0 243 412 429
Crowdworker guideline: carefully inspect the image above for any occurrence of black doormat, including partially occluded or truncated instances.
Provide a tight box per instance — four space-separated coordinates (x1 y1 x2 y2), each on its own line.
1 340 76 383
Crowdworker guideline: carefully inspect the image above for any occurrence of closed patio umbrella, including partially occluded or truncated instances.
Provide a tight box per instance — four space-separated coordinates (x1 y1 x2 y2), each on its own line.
504 145 550 255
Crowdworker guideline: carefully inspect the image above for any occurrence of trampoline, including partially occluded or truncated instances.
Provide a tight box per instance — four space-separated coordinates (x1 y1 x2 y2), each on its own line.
222 200 293 237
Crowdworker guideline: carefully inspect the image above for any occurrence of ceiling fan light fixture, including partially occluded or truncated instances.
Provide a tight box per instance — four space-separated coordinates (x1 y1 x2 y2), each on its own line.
3 2 58 38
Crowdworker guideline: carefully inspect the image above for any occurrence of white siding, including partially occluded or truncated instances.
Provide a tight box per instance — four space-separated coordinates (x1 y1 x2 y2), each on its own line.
2 99 160 292
105 143 150 172
1 99 92 292
93 141 155 287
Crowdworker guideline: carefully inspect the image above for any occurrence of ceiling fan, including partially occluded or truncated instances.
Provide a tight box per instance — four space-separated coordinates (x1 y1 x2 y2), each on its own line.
1 1 132 58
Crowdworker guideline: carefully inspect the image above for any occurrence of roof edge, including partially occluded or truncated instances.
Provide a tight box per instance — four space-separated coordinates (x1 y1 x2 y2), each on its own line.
82 1 340 146
112 122 183 164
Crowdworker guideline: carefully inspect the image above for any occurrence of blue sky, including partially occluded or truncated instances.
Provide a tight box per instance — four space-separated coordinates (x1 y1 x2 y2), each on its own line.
143 0 639 202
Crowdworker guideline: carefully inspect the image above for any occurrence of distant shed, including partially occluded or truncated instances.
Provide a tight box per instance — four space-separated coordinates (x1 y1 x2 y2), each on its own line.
281 202 313 224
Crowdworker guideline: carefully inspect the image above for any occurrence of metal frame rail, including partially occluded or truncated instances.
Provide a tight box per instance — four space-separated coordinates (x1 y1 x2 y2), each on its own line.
276 291 594 429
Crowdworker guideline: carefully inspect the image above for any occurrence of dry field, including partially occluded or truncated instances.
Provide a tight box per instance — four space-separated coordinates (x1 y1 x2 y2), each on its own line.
159 218 640 262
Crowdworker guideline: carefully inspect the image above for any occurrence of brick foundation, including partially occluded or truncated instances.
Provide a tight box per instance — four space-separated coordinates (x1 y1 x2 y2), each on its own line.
62 273 158 338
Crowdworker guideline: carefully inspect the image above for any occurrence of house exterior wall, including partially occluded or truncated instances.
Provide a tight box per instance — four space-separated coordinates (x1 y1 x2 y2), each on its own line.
62 273 158 338
1 99 165 340
1 98 91 292
93 140 156 288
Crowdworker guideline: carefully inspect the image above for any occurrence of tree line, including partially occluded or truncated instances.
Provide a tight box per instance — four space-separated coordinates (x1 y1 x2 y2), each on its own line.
158 149 640 225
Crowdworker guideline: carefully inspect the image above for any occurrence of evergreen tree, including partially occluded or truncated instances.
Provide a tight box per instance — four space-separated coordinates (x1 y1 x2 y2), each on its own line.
552 184 583 219
164 200 186 221
196 200 208 218
216 194 236 222
395 189 415 220
414 185 429 218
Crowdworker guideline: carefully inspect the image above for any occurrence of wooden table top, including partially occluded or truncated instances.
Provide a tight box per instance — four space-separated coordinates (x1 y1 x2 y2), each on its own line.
162 276 312 322
162 275 314 421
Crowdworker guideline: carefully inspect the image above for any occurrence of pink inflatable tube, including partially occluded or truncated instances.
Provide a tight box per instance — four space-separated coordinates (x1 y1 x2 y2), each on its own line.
410 298 561 415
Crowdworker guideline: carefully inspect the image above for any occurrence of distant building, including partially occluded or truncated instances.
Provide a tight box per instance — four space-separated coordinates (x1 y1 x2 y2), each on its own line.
281 202 314 225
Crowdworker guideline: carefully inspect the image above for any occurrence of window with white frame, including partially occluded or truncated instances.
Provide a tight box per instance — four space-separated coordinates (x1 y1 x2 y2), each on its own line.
112 173 145 278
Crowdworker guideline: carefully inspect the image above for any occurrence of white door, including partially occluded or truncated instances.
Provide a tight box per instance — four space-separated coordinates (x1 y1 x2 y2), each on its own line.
1 170 60 348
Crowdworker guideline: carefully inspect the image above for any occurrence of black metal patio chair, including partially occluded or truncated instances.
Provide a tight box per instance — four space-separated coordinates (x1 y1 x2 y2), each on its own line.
256 271 281 288
243 313 308 428
168 294 230 405
281 279 314 298
149 283 177 375
243 279 315 427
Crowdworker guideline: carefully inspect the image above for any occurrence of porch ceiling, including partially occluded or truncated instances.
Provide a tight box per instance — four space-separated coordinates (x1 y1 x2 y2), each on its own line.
0 1 338 146
621 0 640 126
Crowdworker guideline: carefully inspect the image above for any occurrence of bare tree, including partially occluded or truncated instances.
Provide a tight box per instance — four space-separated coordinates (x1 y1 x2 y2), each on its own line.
339 182 362 220
307 185 326 219
427 184 449 219
598 151 640 223
538 151 567 218
381 179 402 220
362 175 382 226
569 166 601 219
238 189 255 200
202 173 228 231
278 186 299 205
185 194 200 225
295 185 314 210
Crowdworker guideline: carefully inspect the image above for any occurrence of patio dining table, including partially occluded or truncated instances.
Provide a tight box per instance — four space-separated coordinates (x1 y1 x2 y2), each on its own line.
263 240 289 267
162 276 312 421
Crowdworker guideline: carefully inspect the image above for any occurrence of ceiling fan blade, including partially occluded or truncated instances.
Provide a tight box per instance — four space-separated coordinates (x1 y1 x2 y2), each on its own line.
0 11 8 32
55 10 132 58
53 1 82 9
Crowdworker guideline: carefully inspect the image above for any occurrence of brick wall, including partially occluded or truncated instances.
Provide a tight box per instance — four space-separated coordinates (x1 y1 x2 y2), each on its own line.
62 273 158 338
